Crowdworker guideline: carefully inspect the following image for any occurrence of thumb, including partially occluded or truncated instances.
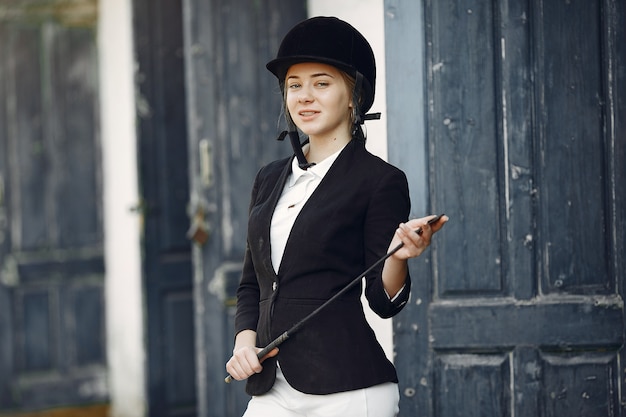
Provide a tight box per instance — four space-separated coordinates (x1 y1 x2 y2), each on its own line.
260 347 279 363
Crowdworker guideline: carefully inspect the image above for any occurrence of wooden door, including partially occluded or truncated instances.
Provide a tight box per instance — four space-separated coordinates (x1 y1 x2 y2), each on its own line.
133 0 196 416
385 0 625 415
0 1 107 413
182 0 307 415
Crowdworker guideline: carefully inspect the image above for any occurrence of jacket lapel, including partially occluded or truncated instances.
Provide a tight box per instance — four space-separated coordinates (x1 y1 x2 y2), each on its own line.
277 142 359 275
257 156 294 278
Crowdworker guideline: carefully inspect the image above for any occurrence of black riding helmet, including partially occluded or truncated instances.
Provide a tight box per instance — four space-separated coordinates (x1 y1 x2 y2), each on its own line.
267 16 380 168
266 16 376 115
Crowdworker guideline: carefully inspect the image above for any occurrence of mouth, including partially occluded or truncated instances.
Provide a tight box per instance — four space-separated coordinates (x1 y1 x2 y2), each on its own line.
298 110 319 118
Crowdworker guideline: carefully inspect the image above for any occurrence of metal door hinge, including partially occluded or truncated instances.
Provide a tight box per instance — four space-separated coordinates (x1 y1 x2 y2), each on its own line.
187 207 211 245
186 196 215 246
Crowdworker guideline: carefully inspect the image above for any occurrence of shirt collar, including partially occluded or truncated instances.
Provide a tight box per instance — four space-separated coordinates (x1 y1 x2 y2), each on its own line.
288 143 346 187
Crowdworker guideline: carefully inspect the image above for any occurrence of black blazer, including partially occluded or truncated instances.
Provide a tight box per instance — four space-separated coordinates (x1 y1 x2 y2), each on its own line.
235 139 412 396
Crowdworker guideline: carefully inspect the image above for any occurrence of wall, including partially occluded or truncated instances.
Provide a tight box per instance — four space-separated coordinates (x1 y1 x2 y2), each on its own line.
99 1 146 416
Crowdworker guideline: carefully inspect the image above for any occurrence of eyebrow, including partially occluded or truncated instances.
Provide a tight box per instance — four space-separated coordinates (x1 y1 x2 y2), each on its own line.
287 72 335 80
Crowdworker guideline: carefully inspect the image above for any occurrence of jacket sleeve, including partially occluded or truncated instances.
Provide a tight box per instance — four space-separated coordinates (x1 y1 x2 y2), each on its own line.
363 166 412 318
234 171 262 336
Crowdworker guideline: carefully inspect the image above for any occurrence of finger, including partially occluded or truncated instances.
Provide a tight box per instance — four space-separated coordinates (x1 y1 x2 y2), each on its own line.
232 359 260 379
399 223 421 248
430 215 449 233
245 355 263 375
406 221 429 240
396 223 426 256
236 348 263 375
226 360 247 381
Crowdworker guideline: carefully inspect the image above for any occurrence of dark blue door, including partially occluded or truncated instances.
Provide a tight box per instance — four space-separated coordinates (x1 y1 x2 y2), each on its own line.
385 0 626 416
0 2 107 413
133 0 197 415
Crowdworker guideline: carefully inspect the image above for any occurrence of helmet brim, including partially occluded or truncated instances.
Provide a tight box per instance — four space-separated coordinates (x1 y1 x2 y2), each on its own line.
267 55 355 82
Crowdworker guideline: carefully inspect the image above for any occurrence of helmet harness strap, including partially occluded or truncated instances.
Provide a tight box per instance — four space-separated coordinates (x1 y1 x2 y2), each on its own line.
350 72 381 141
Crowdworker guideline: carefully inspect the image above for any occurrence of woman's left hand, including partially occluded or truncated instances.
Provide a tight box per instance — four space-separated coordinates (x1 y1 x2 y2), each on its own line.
389 214 448 260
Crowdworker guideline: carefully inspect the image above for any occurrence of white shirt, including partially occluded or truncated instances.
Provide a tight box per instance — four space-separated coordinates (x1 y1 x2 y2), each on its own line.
270 146 343 273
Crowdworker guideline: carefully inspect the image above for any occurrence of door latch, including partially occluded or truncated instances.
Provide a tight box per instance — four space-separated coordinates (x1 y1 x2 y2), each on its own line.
199 139 213 188
0 255 19 287
186 203 211 245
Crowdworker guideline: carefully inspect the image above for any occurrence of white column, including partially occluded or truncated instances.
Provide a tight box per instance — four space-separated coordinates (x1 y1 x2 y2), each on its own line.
98 1 146 416
307 0 394 361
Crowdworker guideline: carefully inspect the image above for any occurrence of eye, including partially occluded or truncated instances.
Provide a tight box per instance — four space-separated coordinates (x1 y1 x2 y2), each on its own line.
315 81 330 88
287 82 301 89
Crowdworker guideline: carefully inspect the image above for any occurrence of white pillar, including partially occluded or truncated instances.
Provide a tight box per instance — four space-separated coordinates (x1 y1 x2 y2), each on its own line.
307 0 394 361
99 1 146 416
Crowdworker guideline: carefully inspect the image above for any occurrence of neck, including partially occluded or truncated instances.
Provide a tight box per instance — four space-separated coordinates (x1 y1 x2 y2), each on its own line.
306 134 351 164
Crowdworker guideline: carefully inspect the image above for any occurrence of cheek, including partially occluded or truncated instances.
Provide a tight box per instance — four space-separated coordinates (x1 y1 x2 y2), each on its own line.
334 94 352 115
285 92 297 114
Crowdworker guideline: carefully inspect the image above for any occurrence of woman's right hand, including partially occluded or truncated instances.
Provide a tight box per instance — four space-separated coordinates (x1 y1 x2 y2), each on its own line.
225 330 279 381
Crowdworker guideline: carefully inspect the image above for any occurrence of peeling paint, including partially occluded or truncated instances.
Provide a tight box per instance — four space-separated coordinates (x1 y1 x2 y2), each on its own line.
523 234 533 248
432 62 444 72
510 163 530 180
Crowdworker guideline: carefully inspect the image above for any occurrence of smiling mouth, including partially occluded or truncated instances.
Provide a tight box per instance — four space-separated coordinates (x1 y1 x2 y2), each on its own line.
299 111 318 117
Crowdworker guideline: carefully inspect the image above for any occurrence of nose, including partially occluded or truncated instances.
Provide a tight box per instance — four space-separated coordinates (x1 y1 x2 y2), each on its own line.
297 85 314 103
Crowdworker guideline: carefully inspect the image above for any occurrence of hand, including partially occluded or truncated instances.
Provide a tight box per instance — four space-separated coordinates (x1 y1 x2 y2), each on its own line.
390 214 448 260
225 345 279 381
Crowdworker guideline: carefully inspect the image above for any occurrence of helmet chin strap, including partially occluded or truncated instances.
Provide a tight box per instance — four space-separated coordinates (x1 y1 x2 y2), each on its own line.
277 121 316 170
277 71 380 170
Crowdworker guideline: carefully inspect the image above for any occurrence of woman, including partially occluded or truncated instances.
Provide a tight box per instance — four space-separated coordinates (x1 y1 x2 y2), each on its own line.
226 16 447 417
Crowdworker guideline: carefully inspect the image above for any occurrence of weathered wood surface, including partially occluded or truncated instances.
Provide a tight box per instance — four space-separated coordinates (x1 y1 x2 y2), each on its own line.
386 0 625 415
0 0 105 412
133 0 197 415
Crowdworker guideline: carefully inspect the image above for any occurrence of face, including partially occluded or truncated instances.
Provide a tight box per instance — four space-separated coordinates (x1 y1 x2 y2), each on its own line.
285 62 353 141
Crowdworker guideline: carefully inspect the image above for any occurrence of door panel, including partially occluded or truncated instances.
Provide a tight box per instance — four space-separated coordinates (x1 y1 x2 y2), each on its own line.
536 0 611 294
385 0 625 416
0 1 106 412
430 0 503 295
433 353 511 417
